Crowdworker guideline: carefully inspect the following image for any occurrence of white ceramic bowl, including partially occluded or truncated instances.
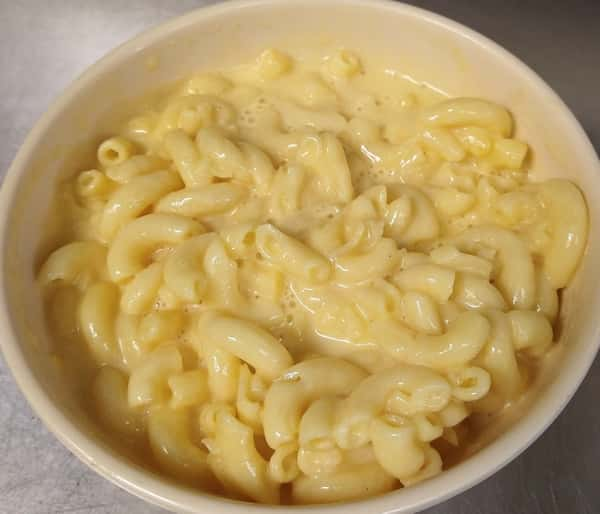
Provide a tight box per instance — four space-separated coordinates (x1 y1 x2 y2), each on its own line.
1 1 599 512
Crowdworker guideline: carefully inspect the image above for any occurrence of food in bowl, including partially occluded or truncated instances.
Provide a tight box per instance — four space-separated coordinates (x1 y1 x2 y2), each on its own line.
37 48 588 505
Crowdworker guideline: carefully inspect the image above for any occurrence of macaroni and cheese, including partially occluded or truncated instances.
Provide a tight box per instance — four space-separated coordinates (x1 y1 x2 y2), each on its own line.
38 48 588 504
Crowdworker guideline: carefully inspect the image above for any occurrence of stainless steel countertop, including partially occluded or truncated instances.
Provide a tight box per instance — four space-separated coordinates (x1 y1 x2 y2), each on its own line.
1 1 598 513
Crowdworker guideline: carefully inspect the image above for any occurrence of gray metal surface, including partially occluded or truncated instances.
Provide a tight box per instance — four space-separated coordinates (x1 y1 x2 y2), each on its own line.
0 1 598 513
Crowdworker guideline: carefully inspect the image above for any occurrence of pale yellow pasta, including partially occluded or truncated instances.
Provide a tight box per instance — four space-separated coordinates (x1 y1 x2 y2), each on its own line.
202 237 244 309
236 364 263 432
92 366 145 440
506 310 553 353
268 164 306 221
184 73 232 96
370 417 427 480
334 238 398 283
218 223 257 259
451 272 507 311
421 98 513 137
137 310 184 349
255 223 332 283
79 282 121 367
107 213 204 282
120 261 164 315
163 129 212 187
39 241 107 290
370 312 490 369
105 155 168 183
268 442 300 484
447 366 492 402
451 225 536 309
98 136 136 167
292 449 395 504
163 234 216 304
168 369 210 409
76 169 113 198
100 170 182 240
263 358 367 449
323 49 362 78
334 364 451 449
534 269 559 321
437 400 469 427
413 412 444 442
239 261 283 303
296 446 343 477
529 179 588 289
202 340 240 404
429 245 493 279
385 185 440 246
128 345 183 407
400 291 443 335
298 396 339 450
400 446 443 487
205 411 279 504
39 47 587 505
420 128 466 162
201 314 292 381
156 182 247 217
452 126 492 156
425 186 475 217
147 405 216 486
255 48 292 80
392 264 456 303
296 132 354 203
198 402 235 436
489 138 528 169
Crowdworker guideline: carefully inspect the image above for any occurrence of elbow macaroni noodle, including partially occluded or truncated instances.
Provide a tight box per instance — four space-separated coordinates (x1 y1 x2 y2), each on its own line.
38 48 588 504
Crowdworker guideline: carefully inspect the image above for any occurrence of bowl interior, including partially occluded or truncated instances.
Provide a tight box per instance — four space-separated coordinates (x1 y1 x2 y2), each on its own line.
2 1 599 512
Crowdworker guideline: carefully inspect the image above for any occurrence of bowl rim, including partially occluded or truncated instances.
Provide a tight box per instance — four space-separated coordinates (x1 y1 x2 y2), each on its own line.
1 0 599 512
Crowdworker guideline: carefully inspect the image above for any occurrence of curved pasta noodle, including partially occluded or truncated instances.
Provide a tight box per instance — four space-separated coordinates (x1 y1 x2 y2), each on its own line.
163 233 217 304
385 185 440 246
202 340 241 404
106 155 169 184
451 225 536 309
147 405 217 487
255 224 332 283
107 213 204 282
205 411 279 504
79 281 121 367
473 310 521 411
370 312 490 369
200 314 293 381
163 129 213 187
506 310 553 354
392 264 456 303
531 179 588 288
39 241 107 289
120 261 164 315
268 442 300 484
128 345 183 407
333 364 451 449
100 170 182 240
92 366 145 440
262 357 367 449
421 98 513 137
292 452 395 504
334 238 399 283
296 132 354 203
370 417 426 480
452 273 507 311
400 291 443 335
156 182 247 217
